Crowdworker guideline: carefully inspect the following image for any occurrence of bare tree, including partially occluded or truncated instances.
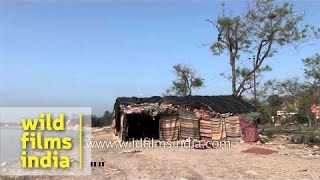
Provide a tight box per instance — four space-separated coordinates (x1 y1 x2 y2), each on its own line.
208 0 312 97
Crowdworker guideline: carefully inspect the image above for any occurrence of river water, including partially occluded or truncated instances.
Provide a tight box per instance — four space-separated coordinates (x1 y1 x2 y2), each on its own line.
0 127 22 164
0 127 78 164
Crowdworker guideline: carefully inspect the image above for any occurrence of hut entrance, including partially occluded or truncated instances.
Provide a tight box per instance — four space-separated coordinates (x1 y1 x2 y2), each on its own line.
126 114 159 140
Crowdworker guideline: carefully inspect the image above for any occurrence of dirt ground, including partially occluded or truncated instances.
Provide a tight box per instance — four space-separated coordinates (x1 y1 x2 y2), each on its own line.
1 127 320 180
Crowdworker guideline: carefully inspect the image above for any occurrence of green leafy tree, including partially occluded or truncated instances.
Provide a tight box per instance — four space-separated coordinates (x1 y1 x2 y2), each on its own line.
299 54 320 127
91 110 113 127
166 64 204 96
267 94 283 124
297 88 315 128
277 78 301 97
208 0 310 97
256 77 302 125
262 77 301 97
302 53 320 86
103 110 113 126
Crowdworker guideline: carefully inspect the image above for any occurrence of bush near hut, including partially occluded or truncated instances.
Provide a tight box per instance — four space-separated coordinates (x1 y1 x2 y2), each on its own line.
291 132 320 144
92 111 113 127
259 124 320 144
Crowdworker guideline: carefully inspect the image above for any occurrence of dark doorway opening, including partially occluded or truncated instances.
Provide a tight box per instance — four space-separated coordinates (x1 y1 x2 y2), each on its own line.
126 114 159 140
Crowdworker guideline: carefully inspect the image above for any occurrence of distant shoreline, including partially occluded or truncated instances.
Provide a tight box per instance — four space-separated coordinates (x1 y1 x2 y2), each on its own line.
0 126 22 129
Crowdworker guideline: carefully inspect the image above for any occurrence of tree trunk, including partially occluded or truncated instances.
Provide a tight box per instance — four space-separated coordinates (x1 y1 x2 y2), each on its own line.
253 57 257 106
184 79 188 96
230 56 237 96
307 114 312 129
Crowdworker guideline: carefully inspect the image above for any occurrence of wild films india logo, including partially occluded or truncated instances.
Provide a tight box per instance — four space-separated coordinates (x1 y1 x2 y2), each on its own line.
0 107 92 176
20 113 74 169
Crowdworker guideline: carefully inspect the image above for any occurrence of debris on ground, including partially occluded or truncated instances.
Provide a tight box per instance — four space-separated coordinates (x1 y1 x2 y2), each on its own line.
303 152 320 158
245 170 258 175
120 149 142 154
259 134 270 142
277 145 286 150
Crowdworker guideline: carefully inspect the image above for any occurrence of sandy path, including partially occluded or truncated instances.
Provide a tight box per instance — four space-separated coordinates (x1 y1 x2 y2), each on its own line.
85 128 320 180
1 127 319 180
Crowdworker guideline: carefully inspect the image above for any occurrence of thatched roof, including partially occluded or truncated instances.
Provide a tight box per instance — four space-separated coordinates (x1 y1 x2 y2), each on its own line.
114 95 255 114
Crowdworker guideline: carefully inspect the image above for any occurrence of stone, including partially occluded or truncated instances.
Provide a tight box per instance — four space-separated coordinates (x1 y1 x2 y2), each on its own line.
245 170 257 175
278 145 286 150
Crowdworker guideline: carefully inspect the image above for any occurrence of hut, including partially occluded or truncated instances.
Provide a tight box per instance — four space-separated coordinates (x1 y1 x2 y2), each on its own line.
112 95 259 142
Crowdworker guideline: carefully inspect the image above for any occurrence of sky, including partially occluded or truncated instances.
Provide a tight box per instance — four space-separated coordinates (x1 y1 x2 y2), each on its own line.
0 0 319 115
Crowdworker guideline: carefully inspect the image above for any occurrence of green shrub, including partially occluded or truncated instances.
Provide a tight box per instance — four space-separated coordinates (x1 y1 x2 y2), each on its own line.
294 113 309 124
257 106 272 125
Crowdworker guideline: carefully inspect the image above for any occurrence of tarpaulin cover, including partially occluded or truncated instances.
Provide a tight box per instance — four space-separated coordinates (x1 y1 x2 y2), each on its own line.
179 109 200 140
225 116 242 142
239 115 259 142
159 115 179 141
211 118 227 141
199 117 212 141
242 147 278 155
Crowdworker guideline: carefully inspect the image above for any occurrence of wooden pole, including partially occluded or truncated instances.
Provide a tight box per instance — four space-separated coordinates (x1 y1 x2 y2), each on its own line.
253 56 257 107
